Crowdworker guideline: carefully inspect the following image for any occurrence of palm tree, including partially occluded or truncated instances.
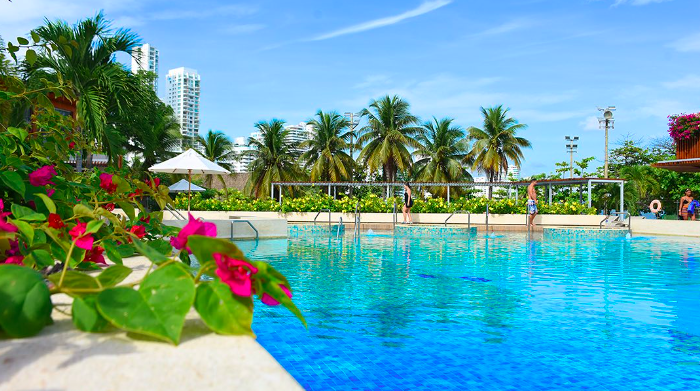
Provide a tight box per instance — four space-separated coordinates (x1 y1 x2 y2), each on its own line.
357 95 421 185
30 12 144 163
244 119 304 199
467 105 531 198
413 117 472 198
300 110 355 182
196 130 236 189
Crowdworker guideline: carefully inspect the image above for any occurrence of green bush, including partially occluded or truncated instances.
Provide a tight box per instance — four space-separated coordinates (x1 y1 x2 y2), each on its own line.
174 191 597 215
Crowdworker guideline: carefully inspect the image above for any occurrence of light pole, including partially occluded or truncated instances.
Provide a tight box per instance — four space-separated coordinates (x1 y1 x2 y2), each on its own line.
565 135 579 178
344 111 361 192
598 106 615 178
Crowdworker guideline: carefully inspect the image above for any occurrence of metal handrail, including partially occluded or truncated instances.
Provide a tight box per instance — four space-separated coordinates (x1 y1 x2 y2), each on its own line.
599 211 629 229
230 220 259 240
393 200 397 227
314 209 331 226
337 216 343 239
354 202 361 238
165 204 186 221
444 210 471 228
485 204 490 233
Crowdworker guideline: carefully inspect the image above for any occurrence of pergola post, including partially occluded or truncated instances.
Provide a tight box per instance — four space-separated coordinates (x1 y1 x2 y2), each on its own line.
620 181 624 212
548 184 552 205
328 184 331 196
515 186 519 199
278 185 282 205
587 180 592 208
270 183 274 199
447 185 450 205
386 185 390 200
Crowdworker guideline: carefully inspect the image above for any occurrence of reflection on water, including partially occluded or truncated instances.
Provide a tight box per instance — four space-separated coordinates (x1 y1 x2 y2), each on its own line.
247 231 700 391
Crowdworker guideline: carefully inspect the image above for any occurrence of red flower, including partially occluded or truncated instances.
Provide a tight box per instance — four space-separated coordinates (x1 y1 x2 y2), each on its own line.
104 203 116 212
69 222 94 250
127 225 146 242
29 165 57 187
69 141 76 149
84 246 106 264
214 254 258 297
48 213 65 229
99 173 117 194
145 178 160 189
128 189 144 198
139 215 151 224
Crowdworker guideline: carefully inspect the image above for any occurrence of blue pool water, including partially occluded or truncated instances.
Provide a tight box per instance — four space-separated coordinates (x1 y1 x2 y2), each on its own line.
241 231 700 390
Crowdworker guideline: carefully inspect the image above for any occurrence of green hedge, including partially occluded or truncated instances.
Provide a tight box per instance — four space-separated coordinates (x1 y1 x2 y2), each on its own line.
173 191 597 215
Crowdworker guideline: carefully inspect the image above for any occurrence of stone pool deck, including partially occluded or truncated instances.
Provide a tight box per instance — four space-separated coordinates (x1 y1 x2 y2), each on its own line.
0 256 303 391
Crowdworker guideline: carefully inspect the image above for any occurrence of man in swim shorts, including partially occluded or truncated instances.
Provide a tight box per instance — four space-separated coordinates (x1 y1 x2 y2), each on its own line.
527 179 538 227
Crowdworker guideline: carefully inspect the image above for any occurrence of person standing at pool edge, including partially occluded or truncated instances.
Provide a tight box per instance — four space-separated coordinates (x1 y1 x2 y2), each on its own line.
403 182 414 224
527 179 538 227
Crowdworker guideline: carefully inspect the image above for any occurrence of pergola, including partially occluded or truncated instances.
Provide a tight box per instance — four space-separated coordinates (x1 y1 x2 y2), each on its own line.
271 177 625 211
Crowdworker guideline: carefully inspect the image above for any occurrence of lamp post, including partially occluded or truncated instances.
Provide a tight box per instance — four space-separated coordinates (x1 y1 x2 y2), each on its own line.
344 111 361 193
598 106 616 178
565 135 579 178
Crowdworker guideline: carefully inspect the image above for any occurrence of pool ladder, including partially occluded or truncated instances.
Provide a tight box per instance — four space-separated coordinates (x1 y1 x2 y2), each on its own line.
444 210 471 228
230 219 259 240
354 202 361 238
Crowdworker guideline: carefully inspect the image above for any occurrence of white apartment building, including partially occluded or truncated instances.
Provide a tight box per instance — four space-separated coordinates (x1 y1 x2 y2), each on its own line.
507 165 520 181
131 43 159 93
166 67 201 151
284 122 314 152
232 137 254 173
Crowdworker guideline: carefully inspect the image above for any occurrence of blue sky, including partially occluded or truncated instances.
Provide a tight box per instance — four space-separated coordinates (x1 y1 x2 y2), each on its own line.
2 0 699 176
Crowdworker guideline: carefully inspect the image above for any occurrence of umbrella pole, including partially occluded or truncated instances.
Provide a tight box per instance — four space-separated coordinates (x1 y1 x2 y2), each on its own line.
188 169 192 212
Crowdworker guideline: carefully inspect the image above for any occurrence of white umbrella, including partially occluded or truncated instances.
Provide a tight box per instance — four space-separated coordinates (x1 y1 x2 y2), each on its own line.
169 179 206 193
149 149 229 211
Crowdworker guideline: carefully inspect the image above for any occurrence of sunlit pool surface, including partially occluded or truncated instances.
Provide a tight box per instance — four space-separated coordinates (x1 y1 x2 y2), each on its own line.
240 230 700 390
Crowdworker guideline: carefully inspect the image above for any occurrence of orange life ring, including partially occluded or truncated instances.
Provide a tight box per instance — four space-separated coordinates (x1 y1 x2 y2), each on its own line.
649 200 662 214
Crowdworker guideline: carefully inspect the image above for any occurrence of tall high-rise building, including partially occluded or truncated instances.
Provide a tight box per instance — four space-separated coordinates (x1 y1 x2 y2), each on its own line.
166 67 201 150
232 137 254 173
131 43 159 92
284 122 314 153
507 165 520 181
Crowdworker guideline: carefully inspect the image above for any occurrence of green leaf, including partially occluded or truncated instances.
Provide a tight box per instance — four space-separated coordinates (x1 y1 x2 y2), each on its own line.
102 241 123 265
117 202 135 221
34 193 56 214
12 219 34 245
48 271 99 297
7 127 29 142
62 44 72 58
11 204 35 218
18 213 46 222
36 93 53 110
0 171 26 197
96 265 132 287
73 204 94 218
85 219 104 234
72 296 109 333
96 263 195 344
179 251 191 266
0 265 53 337
261 280 307 328
31 249 55 268
194 281 254 336
25 49 37 66
188 235 245 267
149 239 172 256
30 31 41 43
16 37 29 45
113 176 131 194
132 239 169 264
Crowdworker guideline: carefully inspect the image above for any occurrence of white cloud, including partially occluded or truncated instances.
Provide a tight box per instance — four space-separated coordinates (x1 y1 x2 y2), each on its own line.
220 24 266 35
669 32 700 52
310 0 452 41
613 0 671 5
152 4 258 21
469 20 532 38
662 74 700 89
580 116 601 131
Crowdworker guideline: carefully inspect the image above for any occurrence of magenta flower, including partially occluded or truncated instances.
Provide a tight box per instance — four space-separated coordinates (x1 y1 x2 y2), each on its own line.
261 284 293 306
2 239 23 265
0 199 17 233
214 254 258 297
84 246 106 265
47 188 55 197
3 256 24 265
169 213 217 252
99 173 117 194
69 222 94 250
28 165 57 187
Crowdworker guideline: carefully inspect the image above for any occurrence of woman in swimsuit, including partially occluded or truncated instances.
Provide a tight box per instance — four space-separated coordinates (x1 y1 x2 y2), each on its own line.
403 182 414 224
679 189 696 221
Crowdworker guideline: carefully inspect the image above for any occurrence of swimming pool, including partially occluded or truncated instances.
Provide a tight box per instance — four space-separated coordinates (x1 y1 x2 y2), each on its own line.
241 230 700 390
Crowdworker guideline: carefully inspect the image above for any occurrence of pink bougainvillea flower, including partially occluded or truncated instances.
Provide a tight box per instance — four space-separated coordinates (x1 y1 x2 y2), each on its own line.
0 199 17 233
214 254 258 297
169 213 217 252
84 246 106 264
3 255 24 265
127 225 146 242
48 213 65 229
128 189 144 199
261 284 293 306
69 141 76 149
69 222 94 250
99 173 117 194
104 203 116 212
29 165 57 187
47 188 55 197
139 215 151 224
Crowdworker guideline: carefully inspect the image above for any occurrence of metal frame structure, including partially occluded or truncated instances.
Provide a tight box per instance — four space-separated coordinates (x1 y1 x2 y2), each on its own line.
271 177 626 211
